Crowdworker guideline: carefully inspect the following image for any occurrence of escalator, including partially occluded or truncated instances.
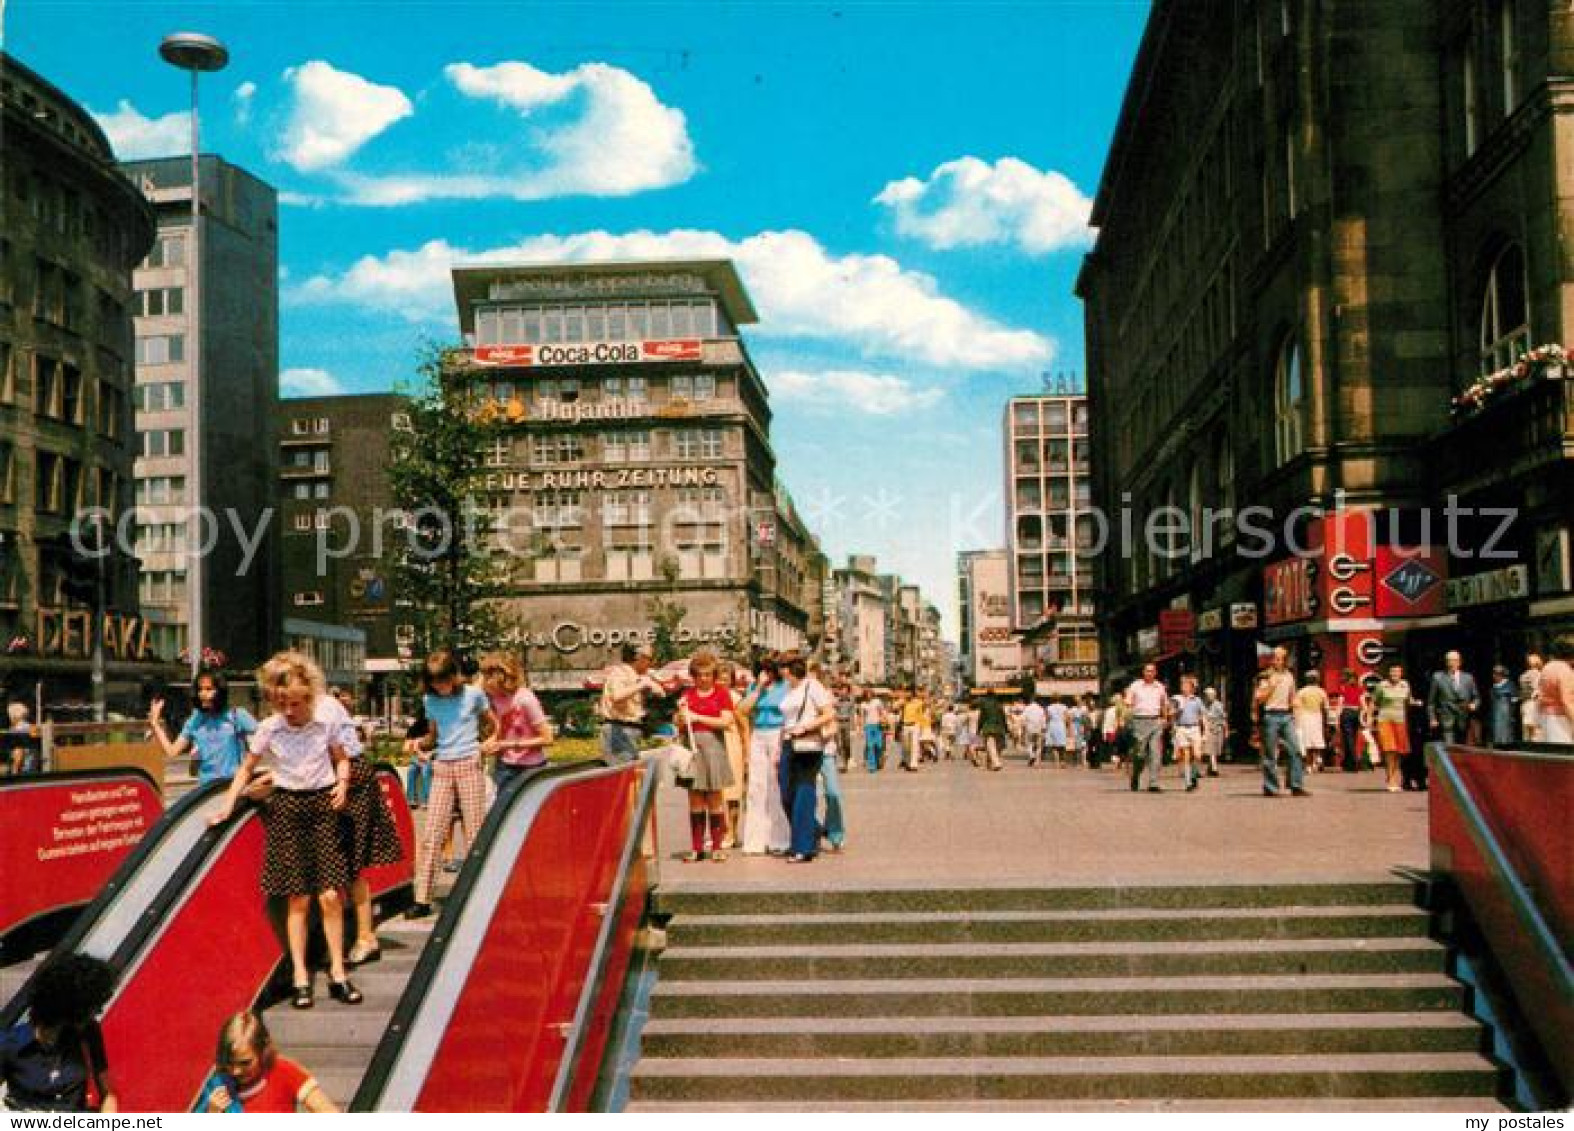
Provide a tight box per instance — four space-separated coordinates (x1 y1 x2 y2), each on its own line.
1 757 658 1112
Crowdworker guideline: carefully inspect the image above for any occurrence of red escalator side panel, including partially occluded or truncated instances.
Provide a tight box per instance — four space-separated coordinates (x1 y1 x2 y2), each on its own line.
414 769 639 1112
0 773 163 943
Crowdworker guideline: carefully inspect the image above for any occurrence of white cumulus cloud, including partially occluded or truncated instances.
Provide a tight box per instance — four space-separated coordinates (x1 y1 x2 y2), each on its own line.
276 61 413 173
771 369 944 416
330 59 696 205
92 101 188 161
279 367 344 397
291 229 1052 370
233 81 257 125
874 156 1094 255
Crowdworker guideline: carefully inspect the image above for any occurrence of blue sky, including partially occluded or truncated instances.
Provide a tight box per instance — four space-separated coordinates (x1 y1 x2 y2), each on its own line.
5 1 1148 637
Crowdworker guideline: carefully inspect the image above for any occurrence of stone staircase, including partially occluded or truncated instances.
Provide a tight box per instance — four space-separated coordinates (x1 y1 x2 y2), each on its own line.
627 882 1510 1111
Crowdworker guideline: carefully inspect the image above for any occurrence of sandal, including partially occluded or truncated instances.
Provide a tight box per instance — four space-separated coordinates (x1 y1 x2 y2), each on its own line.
291 983 314 1010
680 850 706 863
328 979 363 1005
348 940 382 966
710 849 729 862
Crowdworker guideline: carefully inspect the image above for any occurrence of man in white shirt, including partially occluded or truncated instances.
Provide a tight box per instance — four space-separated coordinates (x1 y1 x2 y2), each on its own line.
1020 699 1048 767
1124 663 1172 792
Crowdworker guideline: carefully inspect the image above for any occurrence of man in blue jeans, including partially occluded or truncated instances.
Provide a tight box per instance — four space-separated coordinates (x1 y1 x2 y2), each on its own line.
1255 646 1308 797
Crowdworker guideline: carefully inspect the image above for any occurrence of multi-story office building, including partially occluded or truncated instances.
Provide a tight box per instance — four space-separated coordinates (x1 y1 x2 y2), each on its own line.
834 555 889 685
275 393 405 694
1004 393 1099 696
121 156 278 670
0 54 159 710
957 549 1022 689
1078 0 1574 730
448 259 817 689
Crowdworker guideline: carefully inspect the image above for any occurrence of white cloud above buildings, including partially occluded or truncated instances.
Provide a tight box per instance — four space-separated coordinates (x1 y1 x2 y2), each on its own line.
771 369 945 415
275 60 414 173
92 100 188 161
874 156 1094 255
254 58 694 205
279 367 345 397
291 228 1054 370
232 81 257 125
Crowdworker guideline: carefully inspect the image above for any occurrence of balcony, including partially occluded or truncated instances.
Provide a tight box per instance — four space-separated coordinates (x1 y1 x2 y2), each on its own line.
1434 371 1573 495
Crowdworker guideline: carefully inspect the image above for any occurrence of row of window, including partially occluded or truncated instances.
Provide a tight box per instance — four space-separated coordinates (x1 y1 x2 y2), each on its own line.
484 427 728 467
139 429 185 459
134 334 185 366
31 452 121 515
134 381 185 413
474 299 721 346
286 450 332 472
481 373 721 406
20 355 128 439
289 418 330 436
136 286 184 318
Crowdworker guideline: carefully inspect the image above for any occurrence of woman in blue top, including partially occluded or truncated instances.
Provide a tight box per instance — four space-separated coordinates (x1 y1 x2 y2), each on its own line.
402 650 496 920
149 671 257 784
737 655 791 856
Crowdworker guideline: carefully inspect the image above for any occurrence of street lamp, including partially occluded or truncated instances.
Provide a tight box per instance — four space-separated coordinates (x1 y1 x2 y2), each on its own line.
159 32 227 678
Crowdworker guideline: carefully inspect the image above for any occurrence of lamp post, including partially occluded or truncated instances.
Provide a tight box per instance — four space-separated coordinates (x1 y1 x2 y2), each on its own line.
159 32 227 678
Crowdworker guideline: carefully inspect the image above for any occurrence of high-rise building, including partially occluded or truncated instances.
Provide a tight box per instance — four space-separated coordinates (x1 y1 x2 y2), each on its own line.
834 555 888 685
121 156 279 670
447 259 817 688
275 393 406 696
1003 393 1100 696
0 54 158 710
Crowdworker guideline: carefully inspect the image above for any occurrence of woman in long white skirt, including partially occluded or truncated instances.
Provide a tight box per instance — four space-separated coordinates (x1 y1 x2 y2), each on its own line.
737 656 791 855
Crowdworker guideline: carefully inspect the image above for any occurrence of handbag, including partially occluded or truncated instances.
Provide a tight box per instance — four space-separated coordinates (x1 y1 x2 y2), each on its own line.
782 685 825 763
660 712 698 787
1362 728 1382 765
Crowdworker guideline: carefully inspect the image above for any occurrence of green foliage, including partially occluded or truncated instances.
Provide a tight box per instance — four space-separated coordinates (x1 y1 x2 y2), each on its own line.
387 343 511 661
645 553 687 663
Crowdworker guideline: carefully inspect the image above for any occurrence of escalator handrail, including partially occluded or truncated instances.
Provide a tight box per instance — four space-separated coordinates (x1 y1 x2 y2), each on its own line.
547 759 660 1111
354 757 635 1110
0 778 232 1028
1430 744 1572 986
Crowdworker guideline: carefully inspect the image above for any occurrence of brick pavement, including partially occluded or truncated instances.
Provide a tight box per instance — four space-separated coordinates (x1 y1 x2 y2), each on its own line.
654 752 1430 892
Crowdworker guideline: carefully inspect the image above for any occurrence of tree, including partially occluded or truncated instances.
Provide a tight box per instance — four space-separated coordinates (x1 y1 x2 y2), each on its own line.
645 553 687 663
386 344 510 662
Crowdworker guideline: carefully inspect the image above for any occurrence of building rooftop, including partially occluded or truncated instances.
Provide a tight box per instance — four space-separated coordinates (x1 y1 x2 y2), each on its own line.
451 259 759 332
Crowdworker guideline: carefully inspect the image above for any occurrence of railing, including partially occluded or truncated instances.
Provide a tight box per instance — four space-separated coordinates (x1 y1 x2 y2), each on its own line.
1427 744 1571 1097
356 757 657 1112
1435 374 1574 492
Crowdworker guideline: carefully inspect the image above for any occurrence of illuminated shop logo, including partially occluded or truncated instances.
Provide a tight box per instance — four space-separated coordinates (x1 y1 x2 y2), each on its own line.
1381 557 1441 604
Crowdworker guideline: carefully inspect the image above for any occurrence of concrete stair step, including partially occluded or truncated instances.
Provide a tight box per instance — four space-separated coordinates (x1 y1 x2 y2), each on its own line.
647 973 1467 1018
628 1052 1503 1102
658 881 1418 917
657 937 1446 981
626 1097 1513 1113
666 905 1432 947
639 1011 1485 1059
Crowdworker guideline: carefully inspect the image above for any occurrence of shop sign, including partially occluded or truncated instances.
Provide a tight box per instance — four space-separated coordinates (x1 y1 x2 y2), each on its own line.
1536 526 1572 595
35 610 152 662
1445 564 1530 610
1136 627 1160 656
1264 558 1318 625
1048 663 1099 680
472 340 705 368
1197 608 1224 634
1158 609 1195 653
506 621 738 655
1230 602 1259 629
1374 547 1447 617
1319 511 1377 617
480 466 722 492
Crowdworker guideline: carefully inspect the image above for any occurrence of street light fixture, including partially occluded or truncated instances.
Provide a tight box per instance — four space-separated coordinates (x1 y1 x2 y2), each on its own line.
159 32 227 678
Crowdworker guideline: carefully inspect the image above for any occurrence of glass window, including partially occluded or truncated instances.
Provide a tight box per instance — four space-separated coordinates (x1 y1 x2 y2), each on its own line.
521 308 541 342
1273 337 1305 466
1479 243 1530 375
1501 0 1520 112
627 304 649 339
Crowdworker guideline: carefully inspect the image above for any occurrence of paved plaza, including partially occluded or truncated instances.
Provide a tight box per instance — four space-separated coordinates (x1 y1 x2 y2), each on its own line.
653 753 1431 892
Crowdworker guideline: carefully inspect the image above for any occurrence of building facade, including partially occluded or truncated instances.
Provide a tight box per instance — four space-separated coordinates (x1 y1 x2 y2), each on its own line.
120 156 279 671
1004 393 1100 696
0 54 160 711
1079 0 1574 739
834 554 889 685
275 393 405 693
448 259 816 690
957 549 1022 689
